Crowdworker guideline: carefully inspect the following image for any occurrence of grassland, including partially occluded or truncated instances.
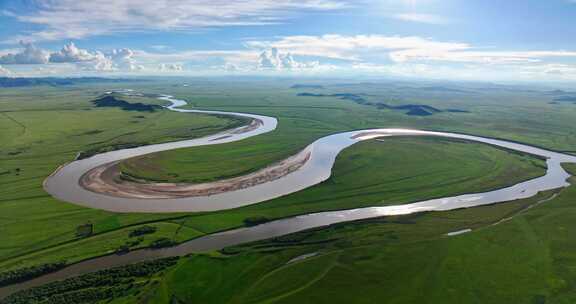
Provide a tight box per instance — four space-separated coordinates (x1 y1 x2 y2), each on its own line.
148 136 546 236
0 133 545 271
16 169 572 304
119 80 576 184
2 79 576 303
97 165 576 304
0 83 250 266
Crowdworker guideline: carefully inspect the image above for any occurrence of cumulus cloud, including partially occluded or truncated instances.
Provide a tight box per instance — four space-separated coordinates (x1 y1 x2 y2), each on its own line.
0 65 12 76
246 35 470 61
138 50 257 67
247 34 576 66
49 44 143 71
158 63 184 72
1 34 575 80
222 62 241 72
49 42 99 63
389 49 576 64
108 48 143 71
0 41 145 72
0 41 50 64
9 0 349 42
258 48 319 70
518 63 576 78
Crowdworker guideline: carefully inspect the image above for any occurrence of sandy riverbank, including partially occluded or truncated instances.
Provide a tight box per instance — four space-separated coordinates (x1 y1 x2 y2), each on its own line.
80 147 311 199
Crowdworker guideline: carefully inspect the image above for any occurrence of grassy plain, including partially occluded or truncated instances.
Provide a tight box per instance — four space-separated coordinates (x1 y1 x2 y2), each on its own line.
108 165 576 304
0 83 248 266
2 79 576 303
0 135 545 271
119 80 576 183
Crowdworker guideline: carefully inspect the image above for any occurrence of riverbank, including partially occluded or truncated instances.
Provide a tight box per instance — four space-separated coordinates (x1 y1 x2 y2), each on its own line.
80 147 311 199
43 94 576 214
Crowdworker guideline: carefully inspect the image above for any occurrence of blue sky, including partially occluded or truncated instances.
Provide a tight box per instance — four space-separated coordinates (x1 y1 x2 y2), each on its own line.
1 0 576 81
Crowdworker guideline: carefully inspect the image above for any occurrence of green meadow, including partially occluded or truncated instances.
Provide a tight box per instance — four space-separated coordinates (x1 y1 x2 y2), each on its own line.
2 79 576 303
120 165 576 304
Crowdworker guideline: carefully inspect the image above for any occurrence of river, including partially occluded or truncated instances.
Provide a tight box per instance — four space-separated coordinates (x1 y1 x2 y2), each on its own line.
2 91 576 298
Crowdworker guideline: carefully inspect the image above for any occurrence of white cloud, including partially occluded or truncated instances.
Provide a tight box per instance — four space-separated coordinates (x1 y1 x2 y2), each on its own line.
518 63 576 79
150 45 170 51
1 34 575 81
246 34 470 61
393 13 449 24
49 42 99 63
137 50 255 62
48 44 143 72
0 42 144 72
107 48 143 71
158 63 184 72
0 41 50 64
222 62 241 72
10 0 349 41
136 49 260 70
75 54 113 71
247 34 576 67
390 49 576 64
0 65 13 76
0 48 21 57
258 48 319 70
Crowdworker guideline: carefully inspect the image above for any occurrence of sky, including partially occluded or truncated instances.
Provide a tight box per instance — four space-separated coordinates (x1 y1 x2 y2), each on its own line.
1 0 576 82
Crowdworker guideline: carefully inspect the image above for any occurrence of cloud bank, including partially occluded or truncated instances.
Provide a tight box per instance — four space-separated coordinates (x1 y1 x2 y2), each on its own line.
1 34 576 81
0 42 143 72
0 65 12 76
247 34 576 67
8 0 349 42
159 63 184 72
258 48 318 70
0 42 50 64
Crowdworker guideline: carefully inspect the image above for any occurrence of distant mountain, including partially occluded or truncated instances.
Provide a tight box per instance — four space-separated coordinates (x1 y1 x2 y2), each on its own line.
297 92 367 103
546 89 569 95
445 108 471 113
418 86 471 93
554 96 576 102
290 84 325 89
0 77 140 87
544 89 576 96
390 104 442 113
297 92 325 97
376 104 442 116
92 95 161 112
297 92 469 116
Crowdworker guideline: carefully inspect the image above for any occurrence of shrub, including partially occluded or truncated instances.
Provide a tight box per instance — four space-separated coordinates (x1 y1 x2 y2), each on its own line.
243 216 271 227
0 261 67 287
150 238 176 248
76 223 93 237
129 225 157 238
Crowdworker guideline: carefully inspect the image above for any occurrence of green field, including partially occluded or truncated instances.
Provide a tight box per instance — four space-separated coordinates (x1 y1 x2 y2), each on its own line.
122 85 576 182
114 165 576 304
0 83 247 266
0 132 545 271
8 168 573 304
2 79 576 303
118 80 576 184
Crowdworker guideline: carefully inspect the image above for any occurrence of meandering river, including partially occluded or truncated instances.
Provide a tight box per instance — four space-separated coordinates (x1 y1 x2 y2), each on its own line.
44 94 576 213
3 91 576 298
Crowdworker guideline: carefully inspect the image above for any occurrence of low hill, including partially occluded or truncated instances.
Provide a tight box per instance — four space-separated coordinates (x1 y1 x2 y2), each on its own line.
92 95 162 112
0 77 140 87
